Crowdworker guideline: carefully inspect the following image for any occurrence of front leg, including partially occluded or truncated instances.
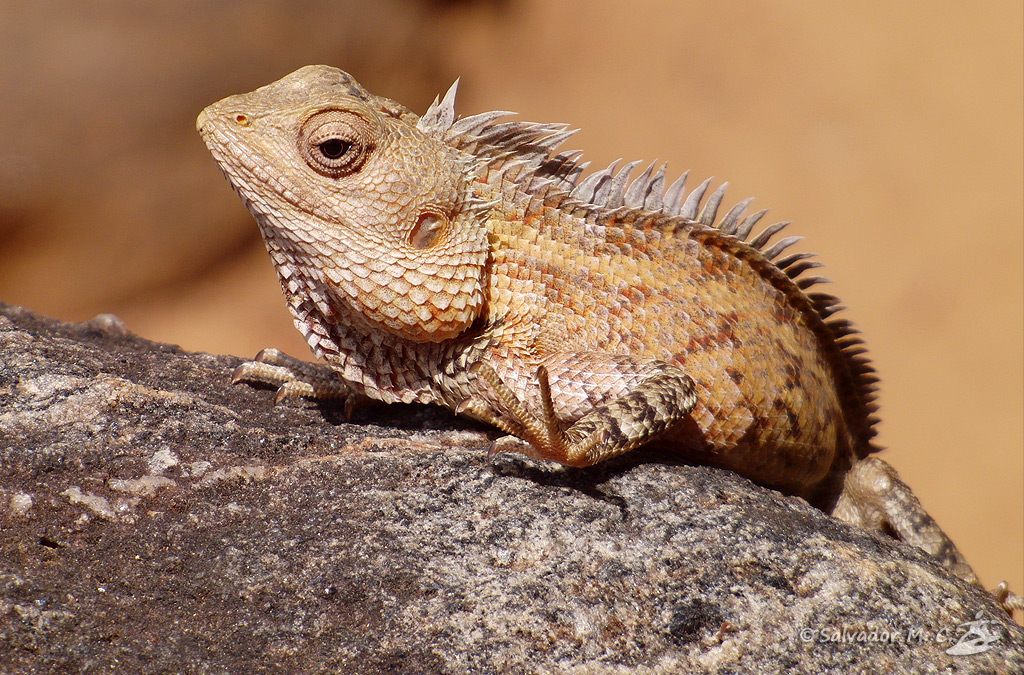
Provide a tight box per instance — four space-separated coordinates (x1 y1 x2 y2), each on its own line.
232 348 373 418
456 355 697 467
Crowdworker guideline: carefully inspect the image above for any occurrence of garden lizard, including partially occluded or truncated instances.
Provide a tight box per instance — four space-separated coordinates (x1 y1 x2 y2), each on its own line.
197 65 1020 611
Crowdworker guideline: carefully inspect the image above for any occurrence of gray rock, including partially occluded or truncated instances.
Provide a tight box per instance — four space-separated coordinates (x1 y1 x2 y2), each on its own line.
1 301 1021 674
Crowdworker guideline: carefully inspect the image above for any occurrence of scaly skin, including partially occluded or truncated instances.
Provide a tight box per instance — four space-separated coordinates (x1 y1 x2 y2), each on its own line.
197 65 1020 612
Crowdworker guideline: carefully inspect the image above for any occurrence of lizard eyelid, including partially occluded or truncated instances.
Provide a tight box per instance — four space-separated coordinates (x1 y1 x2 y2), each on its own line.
299 110 374 177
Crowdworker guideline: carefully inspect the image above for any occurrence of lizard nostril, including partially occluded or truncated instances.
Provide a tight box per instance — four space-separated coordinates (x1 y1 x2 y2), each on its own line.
234 114 250 126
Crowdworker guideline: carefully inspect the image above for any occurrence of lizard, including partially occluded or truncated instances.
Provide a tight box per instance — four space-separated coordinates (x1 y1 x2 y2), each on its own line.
196 65 1021 612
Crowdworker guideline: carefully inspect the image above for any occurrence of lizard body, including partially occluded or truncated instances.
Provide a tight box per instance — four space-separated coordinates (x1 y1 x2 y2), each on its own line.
197 65 1019 610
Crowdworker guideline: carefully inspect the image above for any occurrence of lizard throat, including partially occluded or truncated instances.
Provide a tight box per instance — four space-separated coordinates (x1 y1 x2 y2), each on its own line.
254 209 489 344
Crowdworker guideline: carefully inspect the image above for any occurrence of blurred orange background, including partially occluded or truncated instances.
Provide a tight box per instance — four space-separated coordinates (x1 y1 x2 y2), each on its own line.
1 2 1020 599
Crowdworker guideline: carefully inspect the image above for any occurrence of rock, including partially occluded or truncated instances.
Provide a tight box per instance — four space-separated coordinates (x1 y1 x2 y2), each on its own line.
1 301 1021 674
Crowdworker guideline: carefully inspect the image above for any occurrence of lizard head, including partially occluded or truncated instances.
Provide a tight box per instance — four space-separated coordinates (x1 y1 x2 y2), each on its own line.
197 65 488 343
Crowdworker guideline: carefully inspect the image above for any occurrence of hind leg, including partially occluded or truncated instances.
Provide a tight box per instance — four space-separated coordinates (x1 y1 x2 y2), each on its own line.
833 456 1022 613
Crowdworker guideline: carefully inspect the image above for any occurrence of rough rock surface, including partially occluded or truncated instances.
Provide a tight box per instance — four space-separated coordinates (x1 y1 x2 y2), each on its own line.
1 301 1020 674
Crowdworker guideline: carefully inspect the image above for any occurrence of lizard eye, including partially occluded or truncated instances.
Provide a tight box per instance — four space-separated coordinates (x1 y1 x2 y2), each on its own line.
318 138 351 160
299 110 374 177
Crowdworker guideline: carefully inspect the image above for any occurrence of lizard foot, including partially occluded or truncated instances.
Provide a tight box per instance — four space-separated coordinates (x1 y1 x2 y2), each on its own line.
232 348 362 416
457 362 602 467
993 581 1024 616
458 360 695 467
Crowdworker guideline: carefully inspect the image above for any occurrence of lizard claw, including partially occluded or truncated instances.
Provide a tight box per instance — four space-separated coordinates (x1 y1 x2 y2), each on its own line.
273 381 313 405
454 397 476 416
455 396 528 461
487 435 533 461
230 363 249 385
993 581 1024 615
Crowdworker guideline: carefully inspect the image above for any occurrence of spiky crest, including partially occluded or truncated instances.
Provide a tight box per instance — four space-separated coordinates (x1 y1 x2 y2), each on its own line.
417 83 880 452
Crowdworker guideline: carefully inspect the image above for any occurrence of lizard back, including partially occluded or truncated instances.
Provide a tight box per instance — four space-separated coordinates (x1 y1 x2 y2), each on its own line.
476 157 879 499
